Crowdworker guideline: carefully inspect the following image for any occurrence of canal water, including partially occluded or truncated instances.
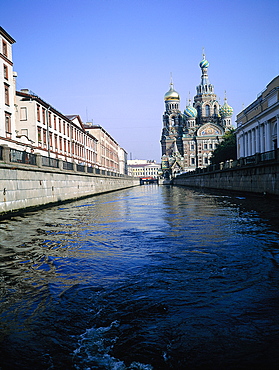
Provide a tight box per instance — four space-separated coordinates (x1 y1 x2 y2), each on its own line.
0 185 279 370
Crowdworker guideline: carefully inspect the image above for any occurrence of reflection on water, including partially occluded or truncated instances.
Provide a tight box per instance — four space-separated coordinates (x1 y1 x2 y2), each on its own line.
0 186 279 369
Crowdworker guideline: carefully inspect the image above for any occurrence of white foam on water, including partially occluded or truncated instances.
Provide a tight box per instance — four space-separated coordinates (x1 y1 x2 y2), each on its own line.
73 321 153 370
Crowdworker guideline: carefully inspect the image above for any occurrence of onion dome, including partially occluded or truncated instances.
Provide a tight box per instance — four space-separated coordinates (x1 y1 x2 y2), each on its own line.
184 105 197 118
220 98 233 117
199 54 209 69
164 78 180 101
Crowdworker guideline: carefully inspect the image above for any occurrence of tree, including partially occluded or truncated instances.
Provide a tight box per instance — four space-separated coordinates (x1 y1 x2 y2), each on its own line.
210 129 237 165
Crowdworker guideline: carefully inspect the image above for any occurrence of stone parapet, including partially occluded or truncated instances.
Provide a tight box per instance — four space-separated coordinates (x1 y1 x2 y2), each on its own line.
0 164 138 218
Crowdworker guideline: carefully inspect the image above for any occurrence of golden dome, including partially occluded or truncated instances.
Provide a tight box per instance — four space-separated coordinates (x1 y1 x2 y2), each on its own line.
164 82 180 101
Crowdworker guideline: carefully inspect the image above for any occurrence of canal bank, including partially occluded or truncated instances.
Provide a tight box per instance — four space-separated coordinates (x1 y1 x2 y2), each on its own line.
0 147 138 218
172 150 279 197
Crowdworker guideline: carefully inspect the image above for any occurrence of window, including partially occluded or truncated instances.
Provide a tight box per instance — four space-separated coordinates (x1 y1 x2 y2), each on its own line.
37 105 40 121
191 158 195 165
209 143 212 149
42 108 46 124
58 118 61 132
37 127 42 143
53 115 57 130
204 157 208 165
20 107 27 121
2 40 8 57
43 129 47 144
4 83 9 105
3 64 8 79
204 143 208 149
54 134 58 150
48 112 51 127
5 112 11 137
205 105 210 117
49 132 53 148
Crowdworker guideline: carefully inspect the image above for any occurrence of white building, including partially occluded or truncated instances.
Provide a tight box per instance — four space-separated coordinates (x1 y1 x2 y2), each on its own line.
0 27 17 148
118 147 128 175
236 76 279 159
127 160 161 178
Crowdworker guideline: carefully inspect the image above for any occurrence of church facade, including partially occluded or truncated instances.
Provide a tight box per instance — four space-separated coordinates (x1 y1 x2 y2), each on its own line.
160 55 233 178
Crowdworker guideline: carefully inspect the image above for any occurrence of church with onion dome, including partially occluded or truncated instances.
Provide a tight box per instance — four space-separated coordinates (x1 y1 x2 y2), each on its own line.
160 54 233 178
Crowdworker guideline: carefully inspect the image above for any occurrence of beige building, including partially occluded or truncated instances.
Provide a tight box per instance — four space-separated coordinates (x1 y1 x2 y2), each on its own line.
15 90 98 166
84 123 120 173
235 76 279 159
127 160 160 178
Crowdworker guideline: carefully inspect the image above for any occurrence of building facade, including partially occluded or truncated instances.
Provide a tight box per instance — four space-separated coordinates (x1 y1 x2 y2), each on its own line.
84 123 120 173
15 90 98 166
235 76 279 159
127 160 160 178
0 26 128 175
0 27 17 147
161 55 233 178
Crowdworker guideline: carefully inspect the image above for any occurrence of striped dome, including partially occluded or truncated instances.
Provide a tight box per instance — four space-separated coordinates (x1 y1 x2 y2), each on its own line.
184 105 197 118
220 101 233 117
199 57 209 69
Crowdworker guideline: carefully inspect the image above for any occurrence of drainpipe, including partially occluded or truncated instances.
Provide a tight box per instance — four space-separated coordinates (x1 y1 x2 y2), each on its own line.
46 106 50 165
194 132 198 170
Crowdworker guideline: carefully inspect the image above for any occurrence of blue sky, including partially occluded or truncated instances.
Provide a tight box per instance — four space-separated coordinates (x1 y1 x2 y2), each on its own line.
2 0 278 162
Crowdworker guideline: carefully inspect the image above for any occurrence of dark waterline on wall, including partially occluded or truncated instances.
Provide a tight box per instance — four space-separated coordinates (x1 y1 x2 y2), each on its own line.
0 186 279 369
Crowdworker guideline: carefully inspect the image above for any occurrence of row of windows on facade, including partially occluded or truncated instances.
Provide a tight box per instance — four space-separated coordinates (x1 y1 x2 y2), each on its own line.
186 157 209 165
166 103 179 110
197 85 214 94
167 104 218 116
133 169 158 174
100 157 119 169
37 127 96 162
187 142 218 150
19 105 96 149
100 144 118 159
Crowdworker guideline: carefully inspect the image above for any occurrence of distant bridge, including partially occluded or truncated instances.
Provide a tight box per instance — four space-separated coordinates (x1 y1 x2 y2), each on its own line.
139 177 159 185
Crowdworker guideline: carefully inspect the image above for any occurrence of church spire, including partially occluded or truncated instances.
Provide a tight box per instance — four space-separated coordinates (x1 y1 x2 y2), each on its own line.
196 52 214 95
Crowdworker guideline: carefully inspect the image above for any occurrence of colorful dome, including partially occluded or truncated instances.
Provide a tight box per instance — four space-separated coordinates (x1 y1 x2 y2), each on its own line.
164 83 180 101
184 105 197 118
199 56 209 69
220 101 233 117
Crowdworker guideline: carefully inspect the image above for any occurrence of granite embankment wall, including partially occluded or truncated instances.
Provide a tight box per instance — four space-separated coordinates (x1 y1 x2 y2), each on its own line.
173 161 279 196
0 158 138 217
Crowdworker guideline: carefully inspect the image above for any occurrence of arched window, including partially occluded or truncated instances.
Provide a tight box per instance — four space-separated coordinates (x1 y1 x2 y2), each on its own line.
197 106 201 117
205 105 210 117
214 105 217 115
